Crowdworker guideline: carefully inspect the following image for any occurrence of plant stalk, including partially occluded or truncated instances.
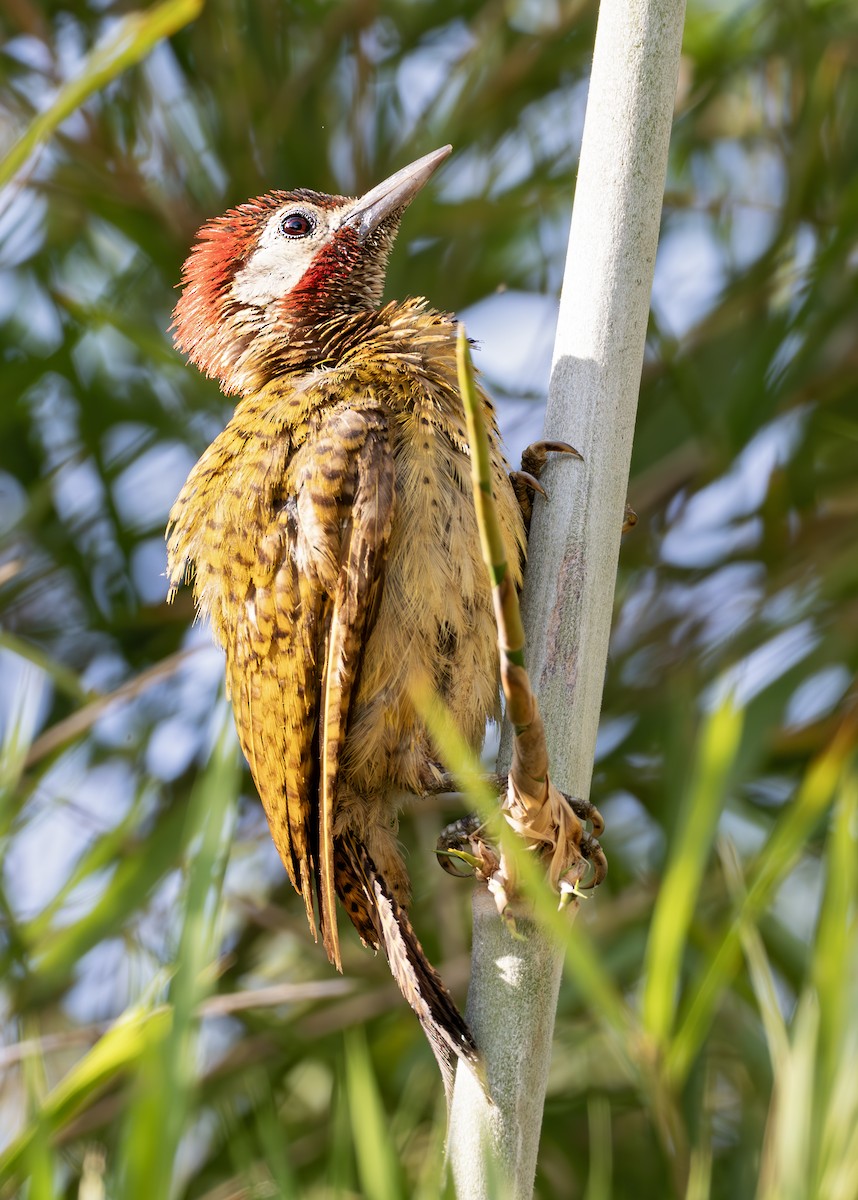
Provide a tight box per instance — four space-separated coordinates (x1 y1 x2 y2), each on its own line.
446 0 687 1195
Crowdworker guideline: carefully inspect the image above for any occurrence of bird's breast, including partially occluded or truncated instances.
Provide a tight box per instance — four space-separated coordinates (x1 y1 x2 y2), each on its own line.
341 391 521 795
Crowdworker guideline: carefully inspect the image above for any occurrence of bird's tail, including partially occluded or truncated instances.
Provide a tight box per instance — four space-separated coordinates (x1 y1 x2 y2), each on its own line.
334 830 483 1099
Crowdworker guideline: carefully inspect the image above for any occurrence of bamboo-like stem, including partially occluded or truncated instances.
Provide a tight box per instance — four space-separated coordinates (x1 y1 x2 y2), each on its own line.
446 306 592 1200
446 0 687 1195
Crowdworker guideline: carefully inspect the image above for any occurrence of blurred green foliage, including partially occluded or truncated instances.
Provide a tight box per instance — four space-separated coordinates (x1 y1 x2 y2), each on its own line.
0 0 856 1196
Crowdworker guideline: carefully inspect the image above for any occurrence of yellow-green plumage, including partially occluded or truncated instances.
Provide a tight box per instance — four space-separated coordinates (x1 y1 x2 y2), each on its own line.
167 299 523 949
167 150 524 1091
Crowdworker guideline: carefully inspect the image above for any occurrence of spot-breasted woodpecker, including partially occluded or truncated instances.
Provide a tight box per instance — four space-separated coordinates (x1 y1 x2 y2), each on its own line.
167 146 525 1090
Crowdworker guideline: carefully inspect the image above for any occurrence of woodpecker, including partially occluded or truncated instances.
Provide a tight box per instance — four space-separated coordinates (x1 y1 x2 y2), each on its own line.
167 146 526 1091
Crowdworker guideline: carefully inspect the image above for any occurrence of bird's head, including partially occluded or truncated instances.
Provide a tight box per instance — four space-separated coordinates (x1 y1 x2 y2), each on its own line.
172 145 451 394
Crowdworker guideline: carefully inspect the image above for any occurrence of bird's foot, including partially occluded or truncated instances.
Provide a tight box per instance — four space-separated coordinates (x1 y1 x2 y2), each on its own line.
435 781 607 916
510 443 639 539
510 440 582 530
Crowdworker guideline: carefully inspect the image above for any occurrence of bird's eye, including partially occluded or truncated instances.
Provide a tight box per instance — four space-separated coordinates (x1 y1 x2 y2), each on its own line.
280 211 315 238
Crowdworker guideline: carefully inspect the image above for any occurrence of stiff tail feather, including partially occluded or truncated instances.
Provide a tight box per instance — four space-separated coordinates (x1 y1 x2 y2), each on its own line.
334 831 484 1100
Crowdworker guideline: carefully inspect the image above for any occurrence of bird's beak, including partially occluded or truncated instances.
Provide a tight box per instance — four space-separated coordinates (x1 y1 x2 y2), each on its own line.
342 146 452 241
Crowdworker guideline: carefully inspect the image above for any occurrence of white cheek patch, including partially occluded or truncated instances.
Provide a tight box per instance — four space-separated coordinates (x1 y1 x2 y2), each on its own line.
231 207 339 306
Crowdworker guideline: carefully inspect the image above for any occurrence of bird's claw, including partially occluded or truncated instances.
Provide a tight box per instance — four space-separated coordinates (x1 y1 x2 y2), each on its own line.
521 439 583 477
513 440 583 529
578 830 609 889
508 469 546 499
512 443 636 542
436 813 490 877
561 791 605 837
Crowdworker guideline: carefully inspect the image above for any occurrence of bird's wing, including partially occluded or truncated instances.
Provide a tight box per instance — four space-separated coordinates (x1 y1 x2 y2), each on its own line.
227 489 322 929
228 405 395 971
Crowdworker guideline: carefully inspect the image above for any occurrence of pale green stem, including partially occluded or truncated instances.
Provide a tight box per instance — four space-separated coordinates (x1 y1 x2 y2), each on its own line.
446 0 687 1195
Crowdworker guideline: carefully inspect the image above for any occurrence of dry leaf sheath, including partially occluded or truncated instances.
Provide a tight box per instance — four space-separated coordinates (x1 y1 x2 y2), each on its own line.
454 325 603 915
